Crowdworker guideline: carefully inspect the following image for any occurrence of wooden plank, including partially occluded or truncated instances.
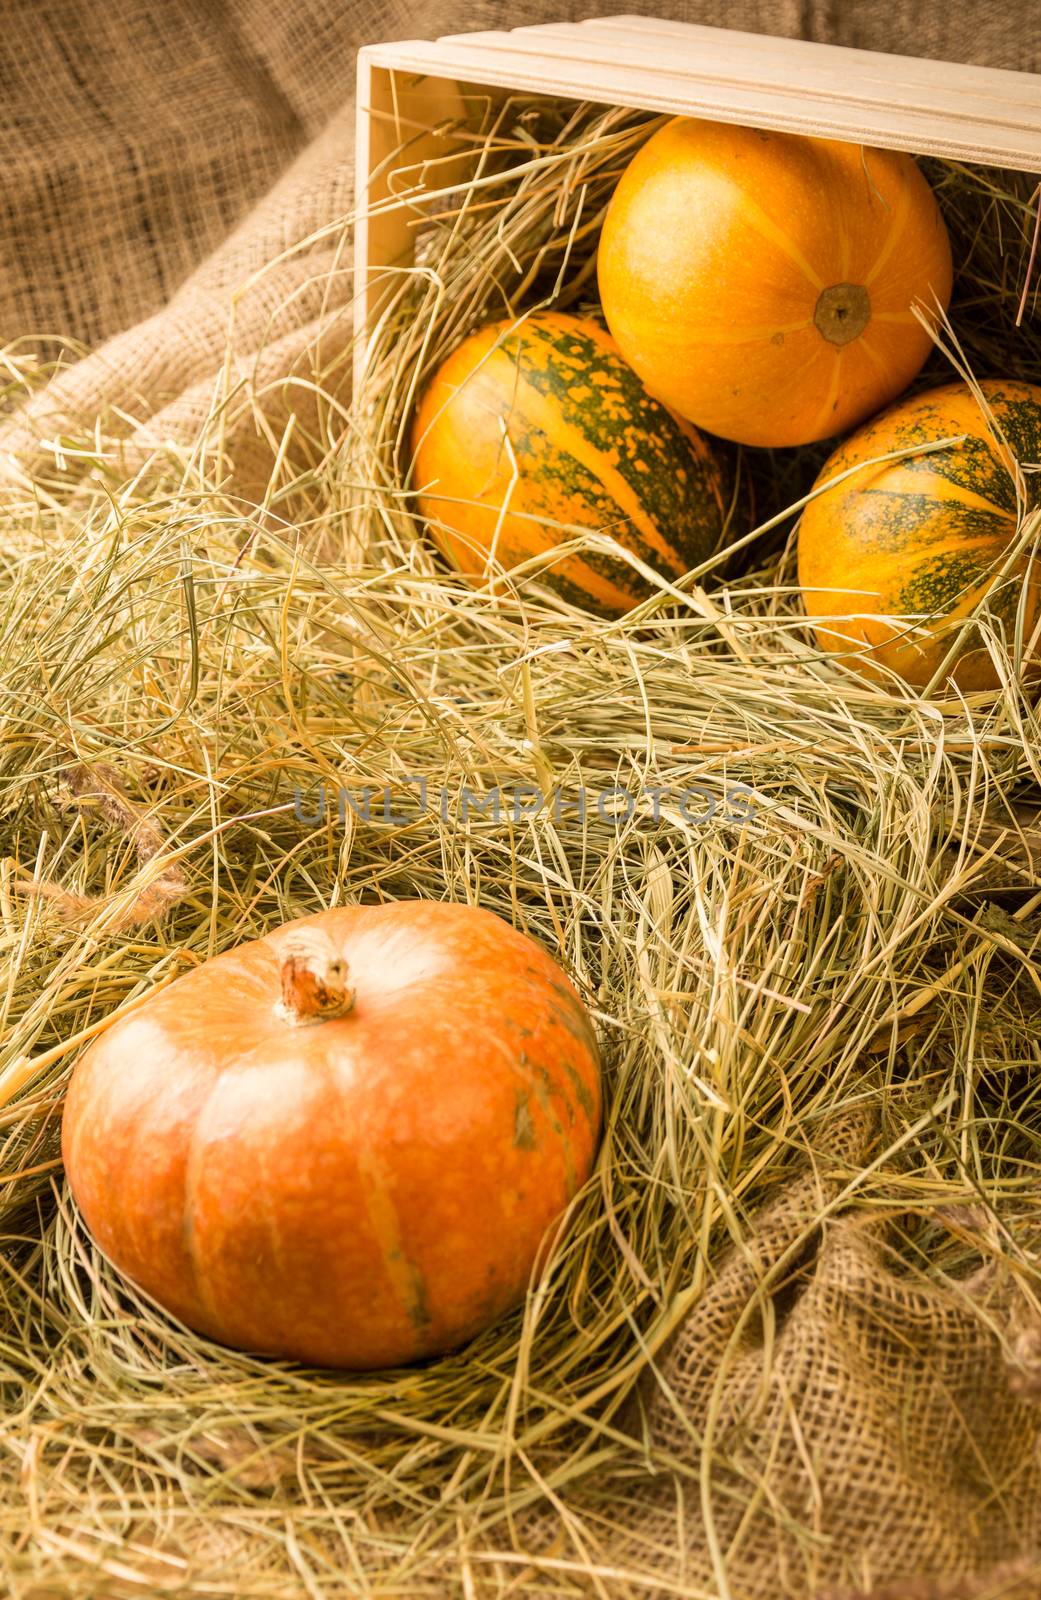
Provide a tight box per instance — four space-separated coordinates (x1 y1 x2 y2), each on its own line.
358 34 1041 170
353 57 469 392
449 29 1033 138
566 15 1041 102
510 19 1041 117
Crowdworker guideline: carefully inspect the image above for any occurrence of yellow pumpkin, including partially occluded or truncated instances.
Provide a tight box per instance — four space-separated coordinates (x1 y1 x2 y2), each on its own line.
410 311 730 615
798 380 1041 691
597 118 953 448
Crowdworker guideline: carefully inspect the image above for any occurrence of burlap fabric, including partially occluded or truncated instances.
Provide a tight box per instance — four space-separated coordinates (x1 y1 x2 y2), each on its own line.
2 0 1040 490
4 3 1041 1595
518 1109 1041 1595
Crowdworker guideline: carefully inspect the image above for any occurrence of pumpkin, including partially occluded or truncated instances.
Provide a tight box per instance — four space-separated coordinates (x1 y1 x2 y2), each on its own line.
597 118 953 449
410 310 730 614
797 379 1041 690
61 901 601 1369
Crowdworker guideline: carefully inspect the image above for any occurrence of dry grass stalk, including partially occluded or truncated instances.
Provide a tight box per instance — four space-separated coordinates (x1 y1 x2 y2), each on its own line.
0 94 1038 1596
11 758 187 931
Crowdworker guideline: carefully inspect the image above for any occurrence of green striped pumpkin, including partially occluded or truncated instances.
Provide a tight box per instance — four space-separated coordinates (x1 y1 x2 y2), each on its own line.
410 312 731 614
798 379 1041 690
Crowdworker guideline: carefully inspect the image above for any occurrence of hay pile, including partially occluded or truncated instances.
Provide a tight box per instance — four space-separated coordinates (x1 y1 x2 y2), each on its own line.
1 96 1041 1597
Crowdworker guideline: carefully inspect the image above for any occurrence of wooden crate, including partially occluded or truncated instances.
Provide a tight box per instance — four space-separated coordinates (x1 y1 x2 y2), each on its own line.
353 14 1041 385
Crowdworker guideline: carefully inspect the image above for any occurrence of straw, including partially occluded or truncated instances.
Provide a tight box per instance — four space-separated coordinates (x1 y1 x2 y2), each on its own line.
0 94 1040 1596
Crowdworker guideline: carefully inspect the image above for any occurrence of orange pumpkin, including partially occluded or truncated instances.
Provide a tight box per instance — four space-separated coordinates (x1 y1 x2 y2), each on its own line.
798 379 1041 691
62 902 601 1369
411 311 730 615
597 118 953 448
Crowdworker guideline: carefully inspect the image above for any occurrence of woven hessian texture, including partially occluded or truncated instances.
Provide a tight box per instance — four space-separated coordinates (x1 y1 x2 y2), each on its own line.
3 0 1039 485
518 1110 1041 1595
3 2 1041 1595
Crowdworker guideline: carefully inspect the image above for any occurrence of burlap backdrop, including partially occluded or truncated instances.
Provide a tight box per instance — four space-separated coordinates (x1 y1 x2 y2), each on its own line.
523 1108 1041 1597
2 0 1040 488
4 2 1041 1595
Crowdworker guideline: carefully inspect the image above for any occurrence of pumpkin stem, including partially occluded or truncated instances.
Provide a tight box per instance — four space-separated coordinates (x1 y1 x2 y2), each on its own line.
276 927 355 1025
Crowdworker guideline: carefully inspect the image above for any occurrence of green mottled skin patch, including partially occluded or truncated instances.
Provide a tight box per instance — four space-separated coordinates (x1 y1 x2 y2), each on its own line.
500 317 727 571
534 1061 575 1128
803 380 1041 687
847 492 1012 558
508 422 664 573
540 568 617 614
880 421 1019 513
548 993 599 1064
513 1089 538 1151
408 1266 431 1331
819 383 1041 595
834 387 1041 521
560 1051 596 1123
897 547 1004 617
891 393 1041 514
515 975 597 1132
